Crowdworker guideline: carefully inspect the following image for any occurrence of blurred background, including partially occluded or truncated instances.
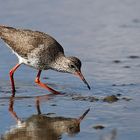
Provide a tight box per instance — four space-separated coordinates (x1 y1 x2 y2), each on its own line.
0 0 140 140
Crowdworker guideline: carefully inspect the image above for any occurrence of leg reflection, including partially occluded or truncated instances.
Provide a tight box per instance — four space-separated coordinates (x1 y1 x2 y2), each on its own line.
8 95 21 123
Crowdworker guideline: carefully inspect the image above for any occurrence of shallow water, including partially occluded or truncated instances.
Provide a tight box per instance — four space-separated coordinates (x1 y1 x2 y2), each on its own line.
0 0 140 139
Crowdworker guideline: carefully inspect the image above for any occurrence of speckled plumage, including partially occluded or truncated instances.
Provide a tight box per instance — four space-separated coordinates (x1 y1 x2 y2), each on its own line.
0 25 64 70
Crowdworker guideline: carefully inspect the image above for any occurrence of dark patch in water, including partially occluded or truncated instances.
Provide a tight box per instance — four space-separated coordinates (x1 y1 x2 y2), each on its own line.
72 96 99 102
0 90 12 94
121 84 128 86
112 83 135 87
70 94 131 103
132 18 140 23
46 113 56 116
27 105 32 107
103 95 119 103
112 84 117 86
0 103 5 106
51 104 57 106
112 60 121 63
122 97 132 101
123 66 131 68
116 93 122 97
93 125 105 130
128 55 140 59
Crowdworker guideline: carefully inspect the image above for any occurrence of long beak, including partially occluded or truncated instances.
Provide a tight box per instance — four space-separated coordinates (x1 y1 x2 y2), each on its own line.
75 71 91 90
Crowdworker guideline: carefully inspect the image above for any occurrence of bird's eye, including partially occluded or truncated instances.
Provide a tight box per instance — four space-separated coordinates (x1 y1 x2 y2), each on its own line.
69 64 75 69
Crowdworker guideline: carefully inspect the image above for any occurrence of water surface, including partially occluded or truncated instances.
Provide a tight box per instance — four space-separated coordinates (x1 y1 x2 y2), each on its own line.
0 0 140 140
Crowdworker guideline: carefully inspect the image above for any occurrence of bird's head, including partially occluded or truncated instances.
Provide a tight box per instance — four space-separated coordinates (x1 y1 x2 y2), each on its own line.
53 56 90 90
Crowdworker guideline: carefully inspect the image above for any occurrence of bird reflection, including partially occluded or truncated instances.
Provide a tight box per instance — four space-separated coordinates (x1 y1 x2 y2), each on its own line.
2 94 90 140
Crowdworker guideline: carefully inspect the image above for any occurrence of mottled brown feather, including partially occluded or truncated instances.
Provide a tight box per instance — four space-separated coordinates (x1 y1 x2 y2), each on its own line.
0 25 64 60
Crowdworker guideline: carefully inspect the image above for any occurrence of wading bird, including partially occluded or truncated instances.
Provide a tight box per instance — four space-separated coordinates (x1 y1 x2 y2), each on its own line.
0 25 90 95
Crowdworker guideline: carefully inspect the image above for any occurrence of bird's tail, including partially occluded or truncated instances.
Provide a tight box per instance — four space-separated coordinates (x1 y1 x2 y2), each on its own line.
0 25 15 37
0 25 3 36
0 25 7 29
0 25 7 36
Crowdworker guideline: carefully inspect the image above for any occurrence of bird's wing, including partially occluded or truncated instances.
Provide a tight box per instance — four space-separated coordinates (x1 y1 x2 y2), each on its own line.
0 25 64 59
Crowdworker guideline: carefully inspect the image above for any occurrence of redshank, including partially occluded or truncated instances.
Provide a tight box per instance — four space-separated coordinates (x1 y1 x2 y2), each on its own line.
0 25 90 94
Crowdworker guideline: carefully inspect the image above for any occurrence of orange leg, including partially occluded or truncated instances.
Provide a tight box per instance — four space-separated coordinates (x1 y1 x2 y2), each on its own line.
35 70 61 94
9 63 21 93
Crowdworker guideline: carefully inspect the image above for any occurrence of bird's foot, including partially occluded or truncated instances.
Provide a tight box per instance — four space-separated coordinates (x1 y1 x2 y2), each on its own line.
35 79 61 95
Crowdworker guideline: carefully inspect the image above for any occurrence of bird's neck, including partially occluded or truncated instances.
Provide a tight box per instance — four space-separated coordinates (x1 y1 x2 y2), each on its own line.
50 55 69 72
